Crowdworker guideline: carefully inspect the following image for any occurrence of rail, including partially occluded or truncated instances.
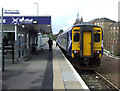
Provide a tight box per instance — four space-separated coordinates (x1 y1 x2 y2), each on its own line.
2 45 14 71
95 71 119 91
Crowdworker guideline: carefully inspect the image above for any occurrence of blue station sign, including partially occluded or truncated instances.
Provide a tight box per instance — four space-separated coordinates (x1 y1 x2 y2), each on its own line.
0 16 51 25
4 10 20 14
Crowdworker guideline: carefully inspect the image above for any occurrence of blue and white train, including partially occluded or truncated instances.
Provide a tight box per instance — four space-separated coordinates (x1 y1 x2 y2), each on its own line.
57 23 103 68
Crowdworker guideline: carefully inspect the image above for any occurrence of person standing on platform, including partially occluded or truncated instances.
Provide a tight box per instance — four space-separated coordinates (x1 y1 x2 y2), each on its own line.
48 38 53 51
56 39 58 47
3 36 9 46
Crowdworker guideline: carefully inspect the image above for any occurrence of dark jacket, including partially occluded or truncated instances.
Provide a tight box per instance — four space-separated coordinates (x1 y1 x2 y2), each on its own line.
48 39 53 47
3 37 9 46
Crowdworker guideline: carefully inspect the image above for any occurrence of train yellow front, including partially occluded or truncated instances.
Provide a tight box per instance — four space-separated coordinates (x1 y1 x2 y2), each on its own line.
57 23 103 68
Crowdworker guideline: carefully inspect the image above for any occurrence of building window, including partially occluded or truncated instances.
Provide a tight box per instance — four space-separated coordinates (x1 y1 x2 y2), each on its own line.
117 27 119 30
111 27 113 30
97 23 99 25
113 27 116 30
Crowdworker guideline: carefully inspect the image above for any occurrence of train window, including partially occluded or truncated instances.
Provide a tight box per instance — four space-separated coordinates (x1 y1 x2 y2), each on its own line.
94 33 100 42
74 33 79 42
97 30 100 32
74 29 79 32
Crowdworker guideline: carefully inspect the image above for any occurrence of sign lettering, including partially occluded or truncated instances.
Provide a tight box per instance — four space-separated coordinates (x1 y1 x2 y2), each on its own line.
0 16 51 25
11 17 33 24
0 19 6 24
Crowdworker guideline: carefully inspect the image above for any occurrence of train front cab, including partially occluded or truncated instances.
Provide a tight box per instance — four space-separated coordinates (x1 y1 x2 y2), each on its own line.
72 25 103 67
72 27 81 58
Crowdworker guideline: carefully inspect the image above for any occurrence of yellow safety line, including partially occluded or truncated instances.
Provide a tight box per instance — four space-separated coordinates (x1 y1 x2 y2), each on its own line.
53 43 65 90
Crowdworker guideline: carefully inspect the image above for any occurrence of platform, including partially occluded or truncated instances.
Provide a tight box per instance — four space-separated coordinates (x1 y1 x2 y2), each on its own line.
2 41 89 90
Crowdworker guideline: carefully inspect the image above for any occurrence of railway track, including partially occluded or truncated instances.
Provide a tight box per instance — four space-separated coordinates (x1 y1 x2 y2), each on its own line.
59 47 119 91
76 69 119 91
95 71 119 91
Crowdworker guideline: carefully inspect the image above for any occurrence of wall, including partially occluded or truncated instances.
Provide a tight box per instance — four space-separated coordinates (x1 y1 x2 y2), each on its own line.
0 24 37 62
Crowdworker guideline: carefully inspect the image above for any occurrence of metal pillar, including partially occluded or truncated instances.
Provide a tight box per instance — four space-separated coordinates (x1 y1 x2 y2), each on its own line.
15 24 17 41
1 8 4 71
14 24 18 61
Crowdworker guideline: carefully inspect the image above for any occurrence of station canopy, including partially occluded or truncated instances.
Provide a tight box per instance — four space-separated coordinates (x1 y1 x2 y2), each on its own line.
1 16 52 34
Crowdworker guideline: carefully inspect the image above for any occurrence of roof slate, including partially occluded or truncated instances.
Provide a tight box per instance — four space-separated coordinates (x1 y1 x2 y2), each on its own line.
109 22 120 27
89 17 116 23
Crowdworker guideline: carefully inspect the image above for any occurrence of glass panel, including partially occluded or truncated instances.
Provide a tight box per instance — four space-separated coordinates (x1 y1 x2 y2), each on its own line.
94 33 100 42
74 33 79 42
74 29 79 32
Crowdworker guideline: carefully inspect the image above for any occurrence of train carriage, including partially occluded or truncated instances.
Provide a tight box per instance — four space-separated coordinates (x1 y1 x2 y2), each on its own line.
57 23 103 68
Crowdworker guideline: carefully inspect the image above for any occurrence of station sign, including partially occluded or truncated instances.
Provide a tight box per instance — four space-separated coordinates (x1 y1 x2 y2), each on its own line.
0 16 51 25
4 10 20 14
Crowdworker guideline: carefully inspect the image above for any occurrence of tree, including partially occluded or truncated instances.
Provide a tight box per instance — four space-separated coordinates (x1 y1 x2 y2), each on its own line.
58 29 63 35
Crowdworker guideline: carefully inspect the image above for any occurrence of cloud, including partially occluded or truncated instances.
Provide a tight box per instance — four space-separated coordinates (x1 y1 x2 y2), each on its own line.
66 16 76 25
0 0 119 34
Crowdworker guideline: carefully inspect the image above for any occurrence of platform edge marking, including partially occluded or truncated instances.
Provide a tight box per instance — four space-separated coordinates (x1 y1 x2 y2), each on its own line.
58 47 90 91
53 44 65 90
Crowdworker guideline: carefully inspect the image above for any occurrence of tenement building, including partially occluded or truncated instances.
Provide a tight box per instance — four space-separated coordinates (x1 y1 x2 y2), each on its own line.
89 17 120 55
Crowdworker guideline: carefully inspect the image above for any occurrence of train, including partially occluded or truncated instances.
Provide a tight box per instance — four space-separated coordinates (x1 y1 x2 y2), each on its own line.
57 23 103 69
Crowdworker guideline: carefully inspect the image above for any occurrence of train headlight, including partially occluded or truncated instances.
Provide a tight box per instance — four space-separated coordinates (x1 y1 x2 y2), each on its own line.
97 51 99 53
94 50 101 54
73 50 79 54
74 50 77 53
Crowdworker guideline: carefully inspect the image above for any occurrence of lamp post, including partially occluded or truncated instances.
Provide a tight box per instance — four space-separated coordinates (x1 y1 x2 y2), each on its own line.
34 2 39 16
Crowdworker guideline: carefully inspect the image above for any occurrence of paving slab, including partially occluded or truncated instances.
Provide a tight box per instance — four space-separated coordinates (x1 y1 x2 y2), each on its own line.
2 44 53 90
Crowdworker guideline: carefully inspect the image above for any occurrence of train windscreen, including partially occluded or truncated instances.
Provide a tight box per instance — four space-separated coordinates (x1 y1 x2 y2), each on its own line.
94 33 100 42
74 33 80 42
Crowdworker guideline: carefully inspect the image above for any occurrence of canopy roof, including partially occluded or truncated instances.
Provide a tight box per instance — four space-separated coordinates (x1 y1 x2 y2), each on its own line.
1 16 52 34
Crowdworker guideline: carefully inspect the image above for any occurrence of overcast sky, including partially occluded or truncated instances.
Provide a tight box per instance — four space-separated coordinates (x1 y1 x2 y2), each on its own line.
0 0 120 34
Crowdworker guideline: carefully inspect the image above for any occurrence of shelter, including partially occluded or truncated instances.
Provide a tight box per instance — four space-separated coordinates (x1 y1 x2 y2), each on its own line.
0 15 52 61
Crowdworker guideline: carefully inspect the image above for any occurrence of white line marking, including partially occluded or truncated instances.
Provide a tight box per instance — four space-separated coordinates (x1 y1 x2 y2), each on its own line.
58 47 90 91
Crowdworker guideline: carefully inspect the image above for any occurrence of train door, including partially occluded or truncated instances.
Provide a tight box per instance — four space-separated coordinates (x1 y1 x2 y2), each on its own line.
80 27 94 57
83 31 91 56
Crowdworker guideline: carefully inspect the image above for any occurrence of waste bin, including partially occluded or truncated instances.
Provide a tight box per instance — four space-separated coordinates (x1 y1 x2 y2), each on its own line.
32 44 36 53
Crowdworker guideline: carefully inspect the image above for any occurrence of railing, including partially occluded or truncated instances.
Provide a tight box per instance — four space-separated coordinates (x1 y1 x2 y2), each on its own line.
103 49 120 59
2 45 14 71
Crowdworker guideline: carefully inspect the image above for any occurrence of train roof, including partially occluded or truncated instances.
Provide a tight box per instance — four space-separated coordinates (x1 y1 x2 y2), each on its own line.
57 23 102 37
73 23 101 27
